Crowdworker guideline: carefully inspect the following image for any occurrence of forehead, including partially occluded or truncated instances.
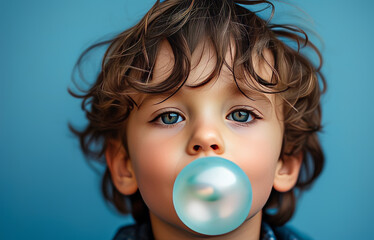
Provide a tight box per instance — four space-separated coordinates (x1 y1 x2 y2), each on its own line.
149 39 278 103
152 39 274 87
130 39 284 120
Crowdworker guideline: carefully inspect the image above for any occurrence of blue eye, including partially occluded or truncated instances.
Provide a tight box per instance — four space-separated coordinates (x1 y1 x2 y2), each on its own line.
227 110 254 123
160 112 183 124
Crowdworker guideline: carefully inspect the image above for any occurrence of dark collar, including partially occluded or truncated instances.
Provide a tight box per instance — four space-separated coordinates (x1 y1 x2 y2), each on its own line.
261 222 304 240
113 221 304 240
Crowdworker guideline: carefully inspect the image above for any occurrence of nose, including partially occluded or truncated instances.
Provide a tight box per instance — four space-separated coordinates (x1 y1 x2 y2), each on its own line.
186 123 225 155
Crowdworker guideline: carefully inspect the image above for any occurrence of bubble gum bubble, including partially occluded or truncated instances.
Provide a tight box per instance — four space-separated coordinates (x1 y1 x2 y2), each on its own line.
173 157 252 235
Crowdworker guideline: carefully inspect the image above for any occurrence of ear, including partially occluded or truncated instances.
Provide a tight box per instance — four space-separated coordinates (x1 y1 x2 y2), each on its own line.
105 139 138 195
273 151 303 192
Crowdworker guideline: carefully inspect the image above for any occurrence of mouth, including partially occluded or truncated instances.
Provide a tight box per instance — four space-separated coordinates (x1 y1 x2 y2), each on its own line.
172 156 252 236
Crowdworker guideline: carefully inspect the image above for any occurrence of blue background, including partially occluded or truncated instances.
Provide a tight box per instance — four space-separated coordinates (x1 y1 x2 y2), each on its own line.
1 0 373 239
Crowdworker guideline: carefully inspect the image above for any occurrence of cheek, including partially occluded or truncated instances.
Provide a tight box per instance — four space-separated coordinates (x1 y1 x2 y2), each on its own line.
127 127 185 221
229 123 283 215
246 155 277 216
130 128 185 178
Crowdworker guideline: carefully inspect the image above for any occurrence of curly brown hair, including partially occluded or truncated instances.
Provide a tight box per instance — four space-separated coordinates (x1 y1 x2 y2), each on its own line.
70 0 325 226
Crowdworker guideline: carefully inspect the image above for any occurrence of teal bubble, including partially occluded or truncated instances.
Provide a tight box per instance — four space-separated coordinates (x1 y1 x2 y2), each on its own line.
173 157 252 235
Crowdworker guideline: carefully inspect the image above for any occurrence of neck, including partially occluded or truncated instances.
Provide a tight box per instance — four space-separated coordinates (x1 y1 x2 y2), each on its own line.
150 211 263 240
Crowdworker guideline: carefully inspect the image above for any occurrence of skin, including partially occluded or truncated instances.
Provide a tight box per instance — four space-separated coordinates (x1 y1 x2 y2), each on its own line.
106 40 302 240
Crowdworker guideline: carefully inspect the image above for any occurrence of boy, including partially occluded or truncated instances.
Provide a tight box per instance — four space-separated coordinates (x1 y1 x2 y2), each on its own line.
70 0 325 239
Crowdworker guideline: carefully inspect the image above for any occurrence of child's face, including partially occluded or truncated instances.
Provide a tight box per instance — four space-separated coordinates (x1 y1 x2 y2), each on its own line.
125 41 284 233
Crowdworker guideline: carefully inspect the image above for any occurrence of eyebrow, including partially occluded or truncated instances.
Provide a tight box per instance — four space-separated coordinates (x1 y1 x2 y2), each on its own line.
227 83 273 106
137 92 174 109
137 81 273 110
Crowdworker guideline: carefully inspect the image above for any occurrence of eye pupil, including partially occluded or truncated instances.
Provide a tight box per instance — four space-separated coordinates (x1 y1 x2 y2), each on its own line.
231 110 252 122
234 111 247 121
161 113 179 124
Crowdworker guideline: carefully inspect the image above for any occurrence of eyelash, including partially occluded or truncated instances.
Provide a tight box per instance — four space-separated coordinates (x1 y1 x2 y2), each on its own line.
151 111 185 127
151 108 262 127
226 108 262 126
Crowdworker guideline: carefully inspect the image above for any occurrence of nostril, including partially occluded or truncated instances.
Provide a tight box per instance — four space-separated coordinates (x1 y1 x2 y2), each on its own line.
193 145 201 151
210 144 218 150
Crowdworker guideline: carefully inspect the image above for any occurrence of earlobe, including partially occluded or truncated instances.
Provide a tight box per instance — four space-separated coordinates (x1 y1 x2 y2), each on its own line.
105 139 138 195
273 151 303 192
